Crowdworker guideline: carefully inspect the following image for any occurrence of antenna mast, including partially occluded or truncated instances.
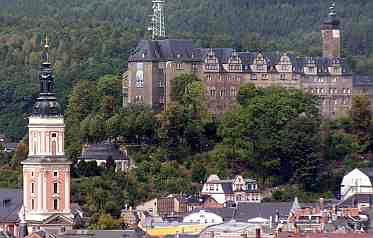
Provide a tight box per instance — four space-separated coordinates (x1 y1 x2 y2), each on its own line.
148 0 166 40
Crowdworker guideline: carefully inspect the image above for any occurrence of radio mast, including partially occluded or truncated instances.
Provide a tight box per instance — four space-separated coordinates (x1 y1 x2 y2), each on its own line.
148 0 166 40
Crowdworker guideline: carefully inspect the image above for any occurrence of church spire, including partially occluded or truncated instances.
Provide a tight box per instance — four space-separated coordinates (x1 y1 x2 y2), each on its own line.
322 2 340 29
32 33 62 117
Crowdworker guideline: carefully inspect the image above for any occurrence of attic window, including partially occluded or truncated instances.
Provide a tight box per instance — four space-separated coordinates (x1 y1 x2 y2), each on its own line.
3 199 11 207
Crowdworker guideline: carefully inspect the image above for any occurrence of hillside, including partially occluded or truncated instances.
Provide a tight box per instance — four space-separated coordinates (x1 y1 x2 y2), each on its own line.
1 0 373 139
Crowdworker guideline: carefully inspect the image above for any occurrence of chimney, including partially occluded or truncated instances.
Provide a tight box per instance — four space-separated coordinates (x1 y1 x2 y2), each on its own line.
320 196 325 210
256 228 261 238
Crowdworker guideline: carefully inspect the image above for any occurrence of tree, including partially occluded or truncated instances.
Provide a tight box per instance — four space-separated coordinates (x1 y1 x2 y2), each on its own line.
351 95 371 142
90 213 121 230
218 86 321 189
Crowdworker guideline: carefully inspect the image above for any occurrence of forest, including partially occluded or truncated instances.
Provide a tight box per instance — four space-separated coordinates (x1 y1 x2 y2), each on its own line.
1 0 373 138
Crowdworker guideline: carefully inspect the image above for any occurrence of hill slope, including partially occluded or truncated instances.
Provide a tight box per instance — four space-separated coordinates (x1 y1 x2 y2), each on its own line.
1 0 373 139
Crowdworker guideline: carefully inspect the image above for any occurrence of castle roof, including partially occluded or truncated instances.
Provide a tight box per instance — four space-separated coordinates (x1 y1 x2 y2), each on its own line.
129 39 351 75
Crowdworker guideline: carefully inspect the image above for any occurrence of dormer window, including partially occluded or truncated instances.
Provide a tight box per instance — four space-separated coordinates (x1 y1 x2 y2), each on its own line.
257 64 264 71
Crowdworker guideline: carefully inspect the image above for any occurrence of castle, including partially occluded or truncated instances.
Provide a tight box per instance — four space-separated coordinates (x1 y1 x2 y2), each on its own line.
124 4 373 118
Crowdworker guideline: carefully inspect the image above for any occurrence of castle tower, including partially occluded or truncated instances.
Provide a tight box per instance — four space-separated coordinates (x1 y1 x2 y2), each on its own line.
21 34 73 233
321 3 341 58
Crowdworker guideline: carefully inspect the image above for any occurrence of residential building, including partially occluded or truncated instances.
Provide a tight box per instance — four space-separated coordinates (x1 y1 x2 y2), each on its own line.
0 189 23 237
182 210 223 224
136 198 158 217
340 168 373 200
201 175 260 205
125 5 372 119
79 142 129 172
157 195 187 218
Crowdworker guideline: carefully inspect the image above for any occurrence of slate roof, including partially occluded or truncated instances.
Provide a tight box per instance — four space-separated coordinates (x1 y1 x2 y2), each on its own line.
193 202 321 223
57 229 148 238
0 188 22 223
80 142 127 161
353 76 373 87
192 208 235 222
234 202 293 222
128 39 352 75
128 39 201 62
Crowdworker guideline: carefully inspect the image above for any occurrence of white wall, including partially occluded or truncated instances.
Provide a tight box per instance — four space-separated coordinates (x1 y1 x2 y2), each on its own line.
341 168 373 199
183 210 223 224
201 183 226 204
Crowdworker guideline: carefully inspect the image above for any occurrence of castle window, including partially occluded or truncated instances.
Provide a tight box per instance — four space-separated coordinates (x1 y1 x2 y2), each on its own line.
176 63 183 70
206 64 218 70
52 133 56 138
31 183 35 193
230 87 237 97
251 74 257 80
280 74 286 80
206 75 212 81
192 63 198 71
31 199 35 210
135 96 144 104
220 89 224 97
53 171 58 177
209 88 216 97
53 182 58 194
53 199 58 210
159 96 165 104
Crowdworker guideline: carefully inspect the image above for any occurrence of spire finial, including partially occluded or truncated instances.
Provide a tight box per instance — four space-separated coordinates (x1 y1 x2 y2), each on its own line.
43 33 49 62
44 33 49 49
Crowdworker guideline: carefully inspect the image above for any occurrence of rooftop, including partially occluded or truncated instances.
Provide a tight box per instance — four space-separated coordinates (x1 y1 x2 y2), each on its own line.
0 188 22 223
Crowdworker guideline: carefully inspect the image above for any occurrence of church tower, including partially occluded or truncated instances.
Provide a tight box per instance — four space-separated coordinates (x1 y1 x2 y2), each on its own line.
21 34 73 233
321 3 341 58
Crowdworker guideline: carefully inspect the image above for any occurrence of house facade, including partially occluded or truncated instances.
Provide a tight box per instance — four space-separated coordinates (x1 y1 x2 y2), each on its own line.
201 175 260 205
125 5 373 119
340 168 373 201
182 210 223 224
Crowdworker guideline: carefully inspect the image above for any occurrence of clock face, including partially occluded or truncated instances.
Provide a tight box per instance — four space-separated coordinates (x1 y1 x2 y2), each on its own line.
333 30 340 38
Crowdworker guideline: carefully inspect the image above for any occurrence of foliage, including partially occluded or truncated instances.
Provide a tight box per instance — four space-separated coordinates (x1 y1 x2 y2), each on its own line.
4 0 373 139
89 213 122 230
218 86 321 191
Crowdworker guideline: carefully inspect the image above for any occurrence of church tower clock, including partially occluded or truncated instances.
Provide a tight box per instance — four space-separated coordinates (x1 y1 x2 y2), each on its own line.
21 35 73 233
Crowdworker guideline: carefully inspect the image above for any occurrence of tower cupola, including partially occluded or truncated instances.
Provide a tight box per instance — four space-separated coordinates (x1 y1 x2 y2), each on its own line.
32 34 62 117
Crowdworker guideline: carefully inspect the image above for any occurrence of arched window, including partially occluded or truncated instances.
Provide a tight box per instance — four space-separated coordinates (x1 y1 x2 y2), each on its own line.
33 142 37 155
52 141 57 156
